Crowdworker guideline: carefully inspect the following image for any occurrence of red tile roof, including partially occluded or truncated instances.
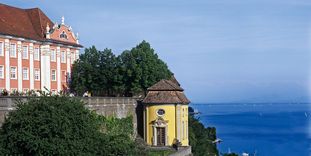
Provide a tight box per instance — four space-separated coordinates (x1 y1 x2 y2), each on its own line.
0 3 82 47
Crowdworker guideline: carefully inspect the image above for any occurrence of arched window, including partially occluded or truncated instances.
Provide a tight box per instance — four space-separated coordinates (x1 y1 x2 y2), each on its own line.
60 31 67 39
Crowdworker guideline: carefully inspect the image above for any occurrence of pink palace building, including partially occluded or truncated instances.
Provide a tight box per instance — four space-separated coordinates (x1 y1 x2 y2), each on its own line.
0 3 82 93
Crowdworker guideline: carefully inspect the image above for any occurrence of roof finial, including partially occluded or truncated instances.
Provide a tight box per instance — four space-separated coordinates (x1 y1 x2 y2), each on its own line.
46 23 50 33
46 23 51 39
76 32 79 44
61 16 65 25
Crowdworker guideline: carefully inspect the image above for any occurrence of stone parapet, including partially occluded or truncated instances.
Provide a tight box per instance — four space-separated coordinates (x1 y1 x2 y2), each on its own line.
0 97 139 134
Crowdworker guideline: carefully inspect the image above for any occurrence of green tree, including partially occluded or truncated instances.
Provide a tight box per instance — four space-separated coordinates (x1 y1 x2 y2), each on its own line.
189 107 219 156
70 47 122 96
97 48 123 96
0 95 136 155
70 41 172 96
119 41 172 96
70 46 101 95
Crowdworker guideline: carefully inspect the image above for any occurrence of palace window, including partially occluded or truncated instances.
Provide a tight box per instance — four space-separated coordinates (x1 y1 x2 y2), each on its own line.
22 46 28 59
34 69 40 81
10 67 17 79
51 49 56 62
67 72 71 82
51 70 56 81
60 31 67 39
10 44 16 58
0 66 4 78
71 52 75 64
0 42 3 56
22 68 29 80
61 51 66 63
34 48 40 61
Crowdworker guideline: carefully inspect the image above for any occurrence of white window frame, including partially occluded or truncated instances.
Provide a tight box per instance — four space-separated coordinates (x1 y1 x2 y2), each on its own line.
34 48 40 61
61 51 66 63
34 68 40 81
71 52 75 64
51 49 56 62
22 67 29 80
0 65 4 79
60 31 68 39
51 69 56 81
22 45 28 59
10 43 16 58
0 42 4 56
10 66 17 79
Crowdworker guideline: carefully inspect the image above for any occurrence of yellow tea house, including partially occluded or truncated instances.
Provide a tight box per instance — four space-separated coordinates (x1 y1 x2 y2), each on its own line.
143 77 190 146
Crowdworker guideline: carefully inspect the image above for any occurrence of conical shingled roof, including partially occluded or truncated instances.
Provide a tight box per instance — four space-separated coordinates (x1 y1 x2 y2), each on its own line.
169 75 181 86
143 79 190 104
147 79 183 91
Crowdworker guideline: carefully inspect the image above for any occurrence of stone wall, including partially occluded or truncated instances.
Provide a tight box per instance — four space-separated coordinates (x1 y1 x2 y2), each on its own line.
0 97 140 133
169 146 192 156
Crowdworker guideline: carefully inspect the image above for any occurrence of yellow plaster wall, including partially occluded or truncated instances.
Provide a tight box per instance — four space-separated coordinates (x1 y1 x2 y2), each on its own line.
146 104 176 145
180 105 189 146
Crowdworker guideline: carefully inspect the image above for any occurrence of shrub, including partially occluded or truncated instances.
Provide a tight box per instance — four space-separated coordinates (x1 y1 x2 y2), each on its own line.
0 95 136 155
189 107 219 156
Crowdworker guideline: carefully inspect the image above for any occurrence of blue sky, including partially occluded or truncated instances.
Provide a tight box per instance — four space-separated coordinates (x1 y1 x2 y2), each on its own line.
4 0 311 103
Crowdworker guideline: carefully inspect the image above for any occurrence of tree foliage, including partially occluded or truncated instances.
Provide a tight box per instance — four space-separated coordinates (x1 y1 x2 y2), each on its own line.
0 96 137 155
70 41 172 96
189 107 219 156
70 47 123 96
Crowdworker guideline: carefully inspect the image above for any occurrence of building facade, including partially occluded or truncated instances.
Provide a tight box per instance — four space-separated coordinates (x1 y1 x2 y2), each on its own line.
0 4 82 93
143 78 190 146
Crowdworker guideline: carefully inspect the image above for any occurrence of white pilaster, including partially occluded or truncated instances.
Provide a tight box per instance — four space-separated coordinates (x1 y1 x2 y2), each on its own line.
40 45 51 91
153 125 157 146
176 104 181 141
66 48 71 74
4 39 10 90
57 47 61 91
75 49 79 60
17 41 22 92
29 43 34 90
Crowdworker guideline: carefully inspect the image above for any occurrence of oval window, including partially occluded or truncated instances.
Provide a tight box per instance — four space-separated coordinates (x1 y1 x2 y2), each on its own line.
157 109 165 116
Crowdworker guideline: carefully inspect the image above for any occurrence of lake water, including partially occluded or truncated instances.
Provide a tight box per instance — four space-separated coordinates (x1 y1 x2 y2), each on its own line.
190 103 311 156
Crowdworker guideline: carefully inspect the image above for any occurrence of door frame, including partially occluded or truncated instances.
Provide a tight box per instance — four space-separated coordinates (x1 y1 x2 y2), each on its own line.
152 122 168 146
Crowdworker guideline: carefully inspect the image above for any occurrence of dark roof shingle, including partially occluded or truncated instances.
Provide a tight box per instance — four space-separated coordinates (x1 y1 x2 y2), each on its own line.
143 79 190 104
147 79 183 91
